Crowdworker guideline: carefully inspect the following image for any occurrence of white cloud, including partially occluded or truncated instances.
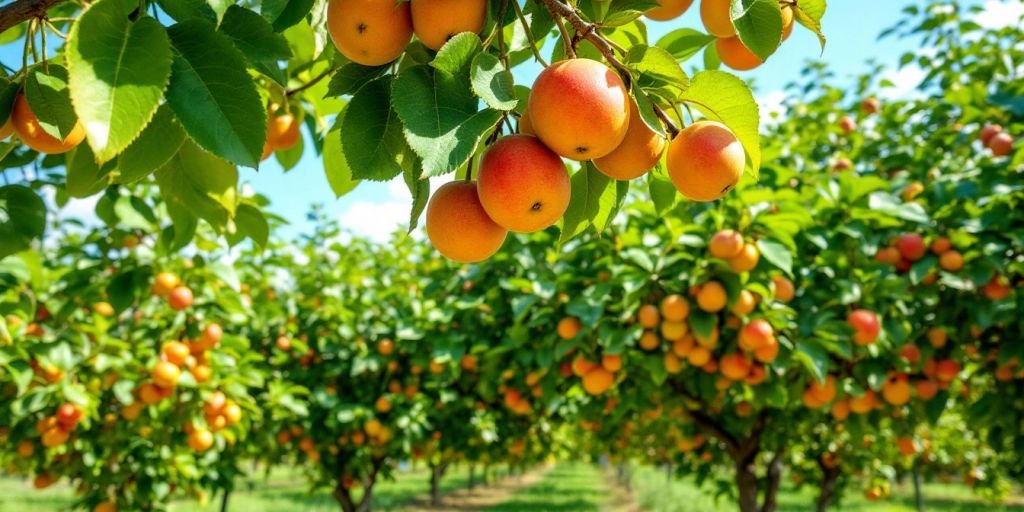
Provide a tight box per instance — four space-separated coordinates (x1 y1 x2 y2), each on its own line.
338 198 412 243
974 1 1024 30
879 65 926 101
757 90 787 126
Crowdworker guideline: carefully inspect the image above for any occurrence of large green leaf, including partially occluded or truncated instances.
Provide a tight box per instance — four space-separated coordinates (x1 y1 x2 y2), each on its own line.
218 5 291 84
261 0 315 32
154 140 238 229
794 0 827 49
226 203 269 250
0 186 46 259
403 160 428 233
323 105 359 198
166 20 266 167
24 65 78 140
115 105 186 184
470 53 517 111
560 164 610 243
679 70 761 176
67 0 172 163
756 239 793 275
66 144 115 198
392 33 501 177
730 0 783 61
0 78 19 125
324 63 389 98
626 45 689 101
341 77 409 182
655 28 715 63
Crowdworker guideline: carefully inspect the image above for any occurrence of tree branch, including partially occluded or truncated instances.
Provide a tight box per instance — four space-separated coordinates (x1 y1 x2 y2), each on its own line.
0 0 66 37
536 0 631 88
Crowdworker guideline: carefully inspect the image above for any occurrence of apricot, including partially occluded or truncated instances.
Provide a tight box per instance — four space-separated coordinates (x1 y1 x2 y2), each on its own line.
716 37 762 71
410 0 486 51
477 135 569 233
664 353 683 373
327 0 412 66
152 272 179 296
939 250 963 272
12 94 85 154
739 319 773 352
528 59 630 160
639 331 660 351
694 325 719 349
849 390 876 414
571 357 597 377
781 5 795 41
882 375 911 406
375 396 391 413
601 354 622 372
33 473 57 489
41 426 70 447
808 375 836 404
848 309 880 345
875 247 900 265
895 233 926 261
980 124 1003 146
753 338 778 363
637 304 660 328
425 181 507 262
930 237 951 254
660 320 687 341
667 121 744 201
982 274 1012 300
728 243 760 273
709 229 744 259
700 0 734 37
582 367 614 395
900 344 921 364
187 428 214 451
696 281 727 312
266 113 300 151
935 359 960 382
646 0 693 20
687 346 711 366
720 353 751 380
896 437 917 456
838 116 856 135
831 399 851 420
168 286 193 311
672 336 695 357
862 97 880 115
989 132 1013 156
660 294 690 322
56 403 82 427
200 323 223 349
772 276 794 302
162 341 191 366
95 501 117 512
557 316 582 339
152 361 181 388
594 100 666 180
731 290 756 316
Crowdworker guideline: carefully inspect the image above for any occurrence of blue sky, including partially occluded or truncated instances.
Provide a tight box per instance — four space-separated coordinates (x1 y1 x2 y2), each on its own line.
5 0 1021 241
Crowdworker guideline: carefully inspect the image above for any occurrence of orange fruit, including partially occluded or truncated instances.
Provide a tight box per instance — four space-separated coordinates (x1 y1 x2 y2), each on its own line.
719 353 751 380
808 375 837 404
582 367 614 395
849 390 877 414
410 0 486 50
731 290 757 315
162 341 191 366
660 320 688 341
739 319 774 352
168 286 193 311
660 294 690 322
152 361 181 388
187 428 214 452
593 100 666 180
709 229 744 259
327 0 412 66
152 272 179 296
425 181 507 263
12 94 85 154
266 113 300 151
848 309 880 345
716 37 763 71
882 375 911 406
700 0 735 37
646 0 693 20
939 250 963 272
667 121 744 201
772 276 795 303
696 281 727 312
637 304 660 328
477 135 570 233
601 354 622 372
639 331 660 351
557 317 582 340
727 243 760 273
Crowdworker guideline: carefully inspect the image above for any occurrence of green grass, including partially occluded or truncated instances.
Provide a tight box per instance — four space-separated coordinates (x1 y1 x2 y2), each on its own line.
484 464 610 512
0 465 473 512
632 466 1024 512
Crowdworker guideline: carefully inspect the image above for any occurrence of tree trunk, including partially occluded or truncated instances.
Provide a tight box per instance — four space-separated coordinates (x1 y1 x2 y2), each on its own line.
816 464 841 512
913 466 924 512
334 484 357 512
736 456 760 512
220 489 231 512
761 450 785 512
468 464 475 490
429 464 441 506
665 463 672 484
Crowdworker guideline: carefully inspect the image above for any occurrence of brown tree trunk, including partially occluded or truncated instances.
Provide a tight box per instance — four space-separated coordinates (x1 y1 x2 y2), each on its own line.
815 463 841 512
334 484 357 512
220 489 231 512
468 464 476 490
761 450 785 512
913 466 924 512
736 455 760 512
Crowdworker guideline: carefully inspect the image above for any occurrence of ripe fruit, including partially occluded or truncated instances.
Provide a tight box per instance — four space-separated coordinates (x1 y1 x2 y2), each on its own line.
915 379 938 400
410 0 486 51
902 182 924 202
646 0 693 20
716 37 762 71
168 286 194 311
557 317 582 340
687 346 711 366
700 0 734 37
696 281 727 312
930 237 952 254
900 344 921 364
731 290 756 316
593 100 666 180
162 341 190 366
660 321 687 341
95 501 117 512
780 4 795 40
980 124 1003 146
582 367 614 395
838 116 856 135
832 157 852 171
882 375 911 406
849 390 877 414
266 113 300 151
660 294 690 322
375 396 391 413
33 473 56 489
862 98 880 114
739 320 773 352
639 331 660 351
12 94 85 154
460 354 477 371
56 403 82 428
982 275 1012 300
939 250 963 272
989 132 1014 156
831 399 851 420
152 361 181 388
425 181 507 263
808 376 837 404
753 338 779 363
41 426 70 447
720 353 751 380
709 230 744 259
200 323 223 349
667 121 744 202
637 304 660 328
327 0 412 66
728 243 760 273
477 135 570 233
935 359 960 382
601 354 622 372
153 272 179 296
772 276 794 303
848 309 880 345
896 437 917 457
528 59 630 160
875 247 900 265
571 357 597 377
895 233 927 261
188 428 214 452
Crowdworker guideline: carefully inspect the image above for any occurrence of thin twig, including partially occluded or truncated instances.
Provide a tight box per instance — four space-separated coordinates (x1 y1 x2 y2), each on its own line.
651 103 680 137
551 11 575 58
511 0 548 68
536 0 631 88
496 0 510 70
286 65 339 97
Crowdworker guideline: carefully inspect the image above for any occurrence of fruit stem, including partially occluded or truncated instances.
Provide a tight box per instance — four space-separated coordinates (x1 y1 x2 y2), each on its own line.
496 0 511 70
512 0 548 68
651 103 680 138
551 10 575 58
536 0 632 89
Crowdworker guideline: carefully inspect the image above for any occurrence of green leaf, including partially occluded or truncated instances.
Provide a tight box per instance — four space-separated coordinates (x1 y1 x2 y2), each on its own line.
648 169 677 214
655 28 716 63
679 70 760 175
626 44 690 100
0 78 20 125
731 0 783 61
560 164 610 243
756 239 792 275
67 0 172 163
393 34 502 177
66 144 115 198
154 140 238 229
24 65 78 140
206 0 232 23
632 88 667 137
794 0 827 49
262 0 315 31
166 20 266 167
323 105 360 198
470 52 517 111
403 163 429 233
0 185 46 259
157 0 216 23
115 105 186 184
341 77 408 182
227 203 269 249
325 63 389 98
274 133 303 171
219 5 292 84
794 340 828 382
593 178 628 233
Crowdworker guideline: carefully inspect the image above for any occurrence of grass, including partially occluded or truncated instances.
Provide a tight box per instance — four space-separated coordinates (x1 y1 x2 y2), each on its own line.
483 464 610 512
0 464 473 512
632 466 1024 512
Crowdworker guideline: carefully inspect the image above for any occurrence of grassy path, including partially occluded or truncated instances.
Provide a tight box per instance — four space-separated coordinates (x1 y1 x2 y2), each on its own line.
482 464 613 512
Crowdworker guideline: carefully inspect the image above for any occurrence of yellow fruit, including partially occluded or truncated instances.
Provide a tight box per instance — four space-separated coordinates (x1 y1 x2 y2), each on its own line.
716 37 763 71
12 94 85 154
646 0 693 21
410 0 486 50
660 294 691 322
425 181 507 263
593 100 666 180
696 281 727 312
667 121 744 201
557 317 582 340
327 0 412 66
700 0 735 38
728 243 760 273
